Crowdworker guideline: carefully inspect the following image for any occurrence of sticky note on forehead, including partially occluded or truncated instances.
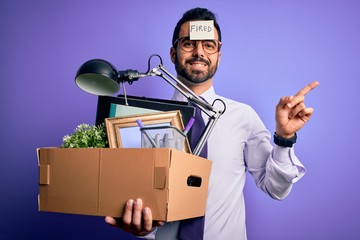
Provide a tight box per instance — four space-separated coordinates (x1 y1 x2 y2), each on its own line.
189 20 214 40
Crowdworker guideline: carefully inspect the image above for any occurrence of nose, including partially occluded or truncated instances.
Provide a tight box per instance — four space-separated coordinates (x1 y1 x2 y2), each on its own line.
192 41 205 57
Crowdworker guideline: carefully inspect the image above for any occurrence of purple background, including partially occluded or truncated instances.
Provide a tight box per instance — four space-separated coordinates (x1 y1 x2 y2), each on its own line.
1 0 359 239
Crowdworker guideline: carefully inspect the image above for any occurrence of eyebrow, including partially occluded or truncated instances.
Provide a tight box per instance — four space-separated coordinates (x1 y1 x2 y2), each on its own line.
180 36 218 42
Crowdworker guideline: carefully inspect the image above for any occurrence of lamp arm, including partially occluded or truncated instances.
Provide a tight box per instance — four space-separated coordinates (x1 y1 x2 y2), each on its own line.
193 111 222 156
151 64 219 117
149 64 225 156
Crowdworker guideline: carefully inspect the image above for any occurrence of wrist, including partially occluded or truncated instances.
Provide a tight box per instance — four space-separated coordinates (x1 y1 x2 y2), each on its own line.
276 133 295 139
275 128 295 139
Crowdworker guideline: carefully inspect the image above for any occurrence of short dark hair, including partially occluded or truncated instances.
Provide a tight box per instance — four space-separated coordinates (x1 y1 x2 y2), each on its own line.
172 7 222 46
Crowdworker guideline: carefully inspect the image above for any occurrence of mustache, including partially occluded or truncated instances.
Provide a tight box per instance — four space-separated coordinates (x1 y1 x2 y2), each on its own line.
185 57 210 65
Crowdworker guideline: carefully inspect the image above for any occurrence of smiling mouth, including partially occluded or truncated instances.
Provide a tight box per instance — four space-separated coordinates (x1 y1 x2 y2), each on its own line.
189 62 207 67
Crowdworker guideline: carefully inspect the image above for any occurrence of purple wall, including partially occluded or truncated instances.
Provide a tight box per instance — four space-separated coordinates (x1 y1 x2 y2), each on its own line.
1 0 359 239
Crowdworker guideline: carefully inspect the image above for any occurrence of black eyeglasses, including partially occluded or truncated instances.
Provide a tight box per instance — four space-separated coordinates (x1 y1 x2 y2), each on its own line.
173 37 222 54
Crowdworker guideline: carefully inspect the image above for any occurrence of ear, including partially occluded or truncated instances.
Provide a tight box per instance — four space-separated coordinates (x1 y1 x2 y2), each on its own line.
170 47 176 63
217 51 222 67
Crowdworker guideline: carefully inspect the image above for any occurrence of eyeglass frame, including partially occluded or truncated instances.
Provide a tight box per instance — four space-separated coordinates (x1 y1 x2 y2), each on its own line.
173 36 222 55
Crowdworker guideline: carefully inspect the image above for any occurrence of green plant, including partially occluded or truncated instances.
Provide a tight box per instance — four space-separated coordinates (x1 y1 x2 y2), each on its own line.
61 123 109 148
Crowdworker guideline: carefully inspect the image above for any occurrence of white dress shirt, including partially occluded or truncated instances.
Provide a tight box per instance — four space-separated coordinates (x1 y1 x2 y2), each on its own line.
154 86 305 240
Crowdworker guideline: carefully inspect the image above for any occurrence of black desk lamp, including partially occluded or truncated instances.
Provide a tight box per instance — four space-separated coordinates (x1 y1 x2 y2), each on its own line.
75 55 225 156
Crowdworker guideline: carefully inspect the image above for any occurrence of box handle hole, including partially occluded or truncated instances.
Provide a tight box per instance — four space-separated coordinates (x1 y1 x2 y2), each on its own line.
187 175 202 187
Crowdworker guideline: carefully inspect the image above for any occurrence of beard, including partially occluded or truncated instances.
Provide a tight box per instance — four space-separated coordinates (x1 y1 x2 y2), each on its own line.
174 54 218 85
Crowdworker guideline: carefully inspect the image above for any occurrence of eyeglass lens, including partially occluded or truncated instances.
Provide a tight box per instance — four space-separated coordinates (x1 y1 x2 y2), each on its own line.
179 38 220 54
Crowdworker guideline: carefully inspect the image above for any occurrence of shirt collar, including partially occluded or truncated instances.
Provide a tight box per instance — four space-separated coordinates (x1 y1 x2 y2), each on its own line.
172 86 216 103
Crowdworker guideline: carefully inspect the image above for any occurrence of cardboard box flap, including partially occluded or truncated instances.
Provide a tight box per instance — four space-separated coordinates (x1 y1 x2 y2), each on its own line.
39 164 50 185
154 167 167 189
97 148 170 220
153 148 171 167
37 148 51 185
166 149 212 221
98 148 152 209
153 148 171 190
38 148 101 216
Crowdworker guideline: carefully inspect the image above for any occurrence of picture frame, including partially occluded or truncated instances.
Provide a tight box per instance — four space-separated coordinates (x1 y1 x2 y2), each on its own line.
95 95 195 127
105 110 191 153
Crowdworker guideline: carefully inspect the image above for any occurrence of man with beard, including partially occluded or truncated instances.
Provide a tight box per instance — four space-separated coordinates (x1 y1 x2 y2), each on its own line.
105 7 319 240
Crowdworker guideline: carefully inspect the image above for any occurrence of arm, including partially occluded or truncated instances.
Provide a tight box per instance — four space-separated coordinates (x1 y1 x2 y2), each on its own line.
105 198 164 239
246 81 319 200
245 126 303 200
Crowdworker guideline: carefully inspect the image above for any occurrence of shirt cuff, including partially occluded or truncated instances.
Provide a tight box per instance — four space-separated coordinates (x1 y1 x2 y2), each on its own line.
272 145 306 182
137 227 158 240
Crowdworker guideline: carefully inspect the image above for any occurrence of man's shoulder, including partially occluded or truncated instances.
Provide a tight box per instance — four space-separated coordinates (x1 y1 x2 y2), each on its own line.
214 94 253 112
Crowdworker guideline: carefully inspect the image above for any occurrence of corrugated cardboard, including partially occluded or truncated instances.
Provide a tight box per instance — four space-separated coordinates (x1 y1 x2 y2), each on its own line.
37 147 212 222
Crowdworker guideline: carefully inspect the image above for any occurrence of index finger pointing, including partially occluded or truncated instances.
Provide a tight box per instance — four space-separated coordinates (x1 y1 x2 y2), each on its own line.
295 81 320 96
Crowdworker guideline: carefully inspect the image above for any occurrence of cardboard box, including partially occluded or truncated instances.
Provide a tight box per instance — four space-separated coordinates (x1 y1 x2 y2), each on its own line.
37 147 212 222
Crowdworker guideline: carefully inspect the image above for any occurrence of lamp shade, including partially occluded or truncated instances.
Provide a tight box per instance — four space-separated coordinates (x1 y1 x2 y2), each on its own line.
75 59 120 96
